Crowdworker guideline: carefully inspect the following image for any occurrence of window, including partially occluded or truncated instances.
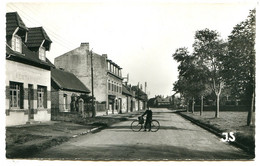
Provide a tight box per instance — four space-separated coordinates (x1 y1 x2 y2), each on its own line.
119 85 122 93
39 46 46 61
107 62 110 71
108 80 111 91
9 82 23 109
64 94 68 109
12 35 22 53
37 86 47 108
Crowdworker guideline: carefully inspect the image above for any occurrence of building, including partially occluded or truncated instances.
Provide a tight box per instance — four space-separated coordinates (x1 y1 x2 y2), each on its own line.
106 58 123 114
51 67 91 113
5 12 53 126
154 95 172 107
54 43 123 115
132 85 148 111
121 84 134 113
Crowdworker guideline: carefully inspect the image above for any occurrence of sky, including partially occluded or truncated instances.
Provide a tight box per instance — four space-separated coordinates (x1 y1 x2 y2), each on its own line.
3 0 257 98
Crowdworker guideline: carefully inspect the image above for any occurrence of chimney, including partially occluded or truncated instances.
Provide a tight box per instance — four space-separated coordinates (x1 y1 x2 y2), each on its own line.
80 42 89 50
102 54 107 59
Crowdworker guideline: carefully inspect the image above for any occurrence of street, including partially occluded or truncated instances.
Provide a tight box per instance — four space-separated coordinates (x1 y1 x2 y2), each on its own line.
31 108 252 160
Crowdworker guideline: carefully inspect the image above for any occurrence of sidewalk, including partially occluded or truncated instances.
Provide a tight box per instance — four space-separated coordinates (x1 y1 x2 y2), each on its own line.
6 111 142 159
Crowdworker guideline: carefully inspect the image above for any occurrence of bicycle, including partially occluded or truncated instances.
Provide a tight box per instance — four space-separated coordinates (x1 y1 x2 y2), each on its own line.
131 116 160 132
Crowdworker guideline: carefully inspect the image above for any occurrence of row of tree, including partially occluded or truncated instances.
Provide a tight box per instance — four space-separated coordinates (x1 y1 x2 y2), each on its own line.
172 9 255 126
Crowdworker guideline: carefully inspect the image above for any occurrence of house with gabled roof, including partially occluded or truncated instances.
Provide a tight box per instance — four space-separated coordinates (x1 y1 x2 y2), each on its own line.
5 12 53 126
51 67 91 113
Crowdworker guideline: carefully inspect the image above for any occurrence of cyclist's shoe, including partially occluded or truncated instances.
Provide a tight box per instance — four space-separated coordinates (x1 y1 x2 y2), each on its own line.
148 130 151 132
143 129 147 132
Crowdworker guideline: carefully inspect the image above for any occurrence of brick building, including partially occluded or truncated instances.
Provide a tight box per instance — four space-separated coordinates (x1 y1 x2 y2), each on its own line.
54 43 123 115
51 67 91 113
5 12 53 126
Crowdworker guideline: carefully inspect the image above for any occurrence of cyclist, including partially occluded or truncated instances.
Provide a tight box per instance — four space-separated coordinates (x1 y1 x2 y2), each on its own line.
141 107 153 131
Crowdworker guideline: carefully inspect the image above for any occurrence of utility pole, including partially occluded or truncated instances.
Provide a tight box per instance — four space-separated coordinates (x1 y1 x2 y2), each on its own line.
90 50 96 117
138 82 140 111
145 82 147 109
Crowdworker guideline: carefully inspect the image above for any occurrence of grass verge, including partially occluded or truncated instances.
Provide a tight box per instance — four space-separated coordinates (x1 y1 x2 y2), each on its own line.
177 111 255 156
6 112 137 159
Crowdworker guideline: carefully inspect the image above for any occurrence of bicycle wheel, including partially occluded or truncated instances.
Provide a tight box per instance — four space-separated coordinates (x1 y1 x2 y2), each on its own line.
150 120 160 132
131 120 142 132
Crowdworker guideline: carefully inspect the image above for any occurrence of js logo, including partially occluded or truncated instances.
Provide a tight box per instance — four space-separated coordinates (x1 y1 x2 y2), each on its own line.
221 132 236 142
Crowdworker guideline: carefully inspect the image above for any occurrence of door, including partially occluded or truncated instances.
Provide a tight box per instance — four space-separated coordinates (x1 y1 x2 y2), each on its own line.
28 84 34 119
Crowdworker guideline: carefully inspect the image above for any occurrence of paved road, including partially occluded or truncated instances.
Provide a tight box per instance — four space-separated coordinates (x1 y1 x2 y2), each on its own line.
31 108 252 160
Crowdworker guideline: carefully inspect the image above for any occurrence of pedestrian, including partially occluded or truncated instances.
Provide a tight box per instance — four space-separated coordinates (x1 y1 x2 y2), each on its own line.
142 107 153 131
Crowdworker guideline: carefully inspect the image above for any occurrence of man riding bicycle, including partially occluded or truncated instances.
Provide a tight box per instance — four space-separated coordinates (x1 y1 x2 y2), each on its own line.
141 107 153 131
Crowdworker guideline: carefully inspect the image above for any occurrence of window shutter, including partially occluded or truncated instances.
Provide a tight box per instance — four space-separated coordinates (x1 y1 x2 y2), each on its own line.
44 88 47 108
20 84 24 109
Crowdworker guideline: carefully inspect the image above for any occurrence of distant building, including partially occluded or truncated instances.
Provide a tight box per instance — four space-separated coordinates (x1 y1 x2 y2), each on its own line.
54 43 123 115
148 95 172 108
51 68 91 113
5 12 53 126
132 85 148 111
155 95 171 107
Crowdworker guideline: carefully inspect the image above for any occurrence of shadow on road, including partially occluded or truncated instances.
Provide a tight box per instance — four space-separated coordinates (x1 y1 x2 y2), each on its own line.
30 143 254 160
107 125 200 132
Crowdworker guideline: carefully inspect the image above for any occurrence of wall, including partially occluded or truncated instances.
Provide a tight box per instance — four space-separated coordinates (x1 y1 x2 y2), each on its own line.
54 45 107 104
121 95 127 113
6 60 51 126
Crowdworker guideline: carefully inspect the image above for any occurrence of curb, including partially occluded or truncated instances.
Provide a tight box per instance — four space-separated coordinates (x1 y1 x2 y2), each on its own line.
176 112 254 156
72 126 104 138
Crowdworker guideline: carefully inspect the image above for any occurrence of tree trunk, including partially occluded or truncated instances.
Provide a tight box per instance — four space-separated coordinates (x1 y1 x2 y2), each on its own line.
247 91 255 126
200 95 203 116
192 98 195 113
186 100 189 112
215 94 220 118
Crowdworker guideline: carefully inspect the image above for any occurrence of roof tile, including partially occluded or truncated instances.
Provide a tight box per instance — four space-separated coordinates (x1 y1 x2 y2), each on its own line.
51 68 91 93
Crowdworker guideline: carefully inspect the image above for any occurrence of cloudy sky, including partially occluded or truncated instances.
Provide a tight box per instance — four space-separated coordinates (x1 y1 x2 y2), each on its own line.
4 0 257 98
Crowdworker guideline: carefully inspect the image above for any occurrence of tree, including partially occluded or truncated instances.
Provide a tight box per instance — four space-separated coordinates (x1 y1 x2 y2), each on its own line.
223 9 255 126
193 29 227 118
172 47 207 113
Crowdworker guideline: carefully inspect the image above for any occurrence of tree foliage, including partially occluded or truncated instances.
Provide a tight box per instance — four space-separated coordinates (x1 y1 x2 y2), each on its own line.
223 9 255 125
173 47 208 112
223 9 255 103
192 28 227 117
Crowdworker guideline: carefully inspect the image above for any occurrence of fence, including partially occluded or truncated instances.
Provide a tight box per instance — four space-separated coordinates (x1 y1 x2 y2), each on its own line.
51 102 106 121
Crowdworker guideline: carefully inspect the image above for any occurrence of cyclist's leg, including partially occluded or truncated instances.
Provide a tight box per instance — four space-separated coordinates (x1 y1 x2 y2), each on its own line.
148 120 152 131
144 120 148 131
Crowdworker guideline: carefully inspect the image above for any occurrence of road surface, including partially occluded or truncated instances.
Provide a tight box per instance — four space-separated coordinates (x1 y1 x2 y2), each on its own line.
31 108 252 160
